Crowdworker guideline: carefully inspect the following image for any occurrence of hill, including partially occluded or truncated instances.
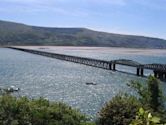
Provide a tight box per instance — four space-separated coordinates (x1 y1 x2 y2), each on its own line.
0 20 166 48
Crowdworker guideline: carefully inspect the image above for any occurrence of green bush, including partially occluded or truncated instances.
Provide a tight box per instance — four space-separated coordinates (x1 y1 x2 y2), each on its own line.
128 76 166 121
128 76 165 111
130 108 164 125
0 95 91 125
97 94 141 125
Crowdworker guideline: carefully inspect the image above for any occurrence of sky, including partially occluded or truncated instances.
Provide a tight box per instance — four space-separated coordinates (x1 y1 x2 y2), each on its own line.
0 0 166 39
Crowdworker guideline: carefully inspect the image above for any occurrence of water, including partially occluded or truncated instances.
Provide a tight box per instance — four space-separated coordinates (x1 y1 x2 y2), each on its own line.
0 47 166 118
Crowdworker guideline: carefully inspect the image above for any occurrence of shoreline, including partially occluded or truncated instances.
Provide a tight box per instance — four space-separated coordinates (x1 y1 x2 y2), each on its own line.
11 46 166 56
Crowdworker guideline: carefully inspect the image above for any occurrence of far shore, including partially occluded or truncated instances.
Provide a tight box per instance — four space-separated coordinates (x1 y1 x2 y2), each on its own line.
10 46 166 56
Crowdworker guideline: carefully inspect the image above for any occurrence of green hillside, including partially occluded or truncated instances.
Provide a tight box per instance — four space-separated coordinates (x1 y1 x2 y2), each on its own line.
0 20 166 48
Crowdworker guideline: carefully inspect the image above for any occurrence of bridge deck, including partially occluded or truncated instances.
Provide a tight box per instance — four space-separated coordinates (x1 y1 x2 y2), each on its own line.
7 47 166 80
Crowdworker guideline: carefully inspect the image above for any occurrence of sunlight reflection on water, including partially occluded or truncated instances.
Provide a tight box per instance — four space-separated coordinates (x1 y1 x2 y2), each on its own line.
0 48 166 118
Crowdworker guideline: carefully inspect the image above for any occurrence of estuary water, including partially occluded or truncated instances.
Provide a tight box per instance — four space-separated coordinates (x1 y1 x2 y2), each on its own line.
0 47 166 118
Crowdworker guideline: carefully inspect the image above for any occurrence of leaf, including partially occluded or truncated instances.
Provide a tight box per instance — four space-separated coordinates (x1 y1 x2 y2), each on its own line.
139 108 144 115
150 116 160 123
147 113 152 119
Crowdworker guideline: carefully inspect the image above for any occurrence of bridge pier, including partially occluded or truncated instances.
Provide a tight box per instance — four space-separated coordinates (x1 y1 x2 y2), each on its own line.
113 63 116 71
109 63 112 70
153 70 166 80
137 68 140 76
141 68 144 76
159 72 163 79
164 73 166 79
154 71 158 78
136 68 144 76
8 47 166 81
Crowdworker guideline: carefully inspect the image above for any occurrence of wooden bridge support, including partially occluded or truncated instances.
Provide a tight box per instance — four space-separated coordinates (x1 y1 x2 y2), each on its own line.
109 63 112 70
8 47 166 81
141 68 144 76
164 73 166 79
136 68 144 76
159 72 163 79
162 72 165 79
8 47 113 70
137 68 140 76
113 63 116 71
154 71 158 78
153 70 166 80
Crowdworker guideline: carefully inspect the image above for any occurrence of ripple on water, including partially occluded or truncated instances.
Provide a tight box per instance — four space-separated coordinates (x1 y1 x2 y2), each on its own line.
0 48 166 118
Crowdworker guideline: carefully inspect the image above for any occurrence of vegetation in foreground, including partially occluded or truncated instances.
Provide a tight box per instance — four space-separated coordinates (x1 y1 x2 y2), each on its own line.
97 76 166 125
97 94 141 125
0 94 95 125
0 76 166 125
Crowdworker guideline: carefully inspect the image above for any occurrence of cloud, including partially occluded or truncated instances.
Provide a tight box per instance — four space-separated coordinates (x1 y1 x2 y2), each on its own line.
0 0 39 4
0 0 106 17
89 0 126 5
0 0 127 6
0 0 92 17
0 0 55 7
1 0 165 19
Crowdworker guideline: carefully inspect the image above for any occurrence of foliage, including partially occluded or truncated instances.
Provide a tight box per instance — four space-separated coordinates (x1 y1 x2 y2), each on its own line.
128 76 166 122
97 94 141 125
130 108 165 125
0 95 92 125
128 76 165 112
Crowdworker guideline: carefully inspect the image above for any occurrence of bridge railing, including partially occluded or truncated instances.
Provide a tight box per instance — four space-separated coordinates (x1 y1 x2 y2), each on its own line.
7 47 166 80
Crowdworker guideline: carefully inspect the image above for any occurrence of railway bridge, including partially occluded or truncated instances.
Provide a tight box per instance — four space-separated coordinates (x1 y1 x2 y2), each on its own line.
8 47 166 80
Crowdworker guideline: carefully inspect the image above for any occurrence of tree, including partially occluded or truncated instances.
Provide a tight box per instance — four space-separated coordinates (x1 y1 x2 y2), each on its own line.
128 76 165 112
97 94 140 125
0 95 92 125
128 76 166 122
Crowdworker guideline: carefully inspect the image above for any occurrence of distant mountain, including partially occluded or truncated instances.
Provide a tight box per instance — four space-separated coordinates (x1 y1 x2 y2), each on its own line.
0 20 166 48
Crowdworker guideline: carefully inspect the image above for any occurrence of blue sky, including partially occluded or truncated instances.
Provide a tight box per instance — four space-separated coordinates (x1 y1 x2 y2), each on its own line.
0 0 166 39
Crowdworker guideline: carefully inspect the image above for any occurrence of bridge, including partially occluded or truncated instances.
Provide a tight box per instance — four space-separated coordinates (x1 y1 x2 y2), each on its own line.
8 47 166 80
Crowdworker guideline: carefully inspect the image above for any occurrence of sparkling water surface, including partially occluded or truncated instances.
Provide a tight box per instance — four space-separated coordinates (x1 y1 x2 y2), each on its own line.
0 47 166 118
